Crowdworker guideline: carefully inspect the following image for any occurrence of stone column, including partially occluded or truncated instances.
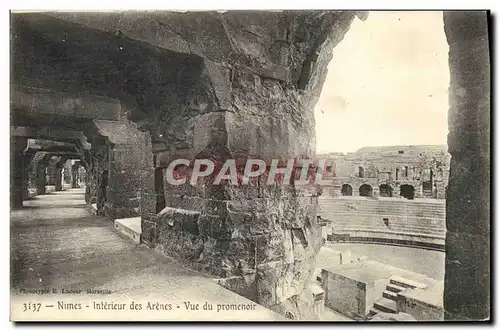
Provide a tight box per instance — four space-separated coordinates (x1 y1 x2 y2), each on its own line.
63 160 72 185
71 164 80 188
89 120 153 219
79 10 366 319
54 162 64 191
330 185 342 197
36 161 47 195
46 163 57 186
436 178 446 199
10 137 27 209
29 152 47 196
147 13 363 319
443 11 490 320
22 153 34 200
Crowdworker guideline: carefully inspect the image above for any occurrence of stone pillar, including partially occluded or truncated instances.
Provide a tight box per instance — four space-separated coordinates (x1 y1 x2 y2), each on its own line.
436 178 446 199
29 152 48 196
63 160 72 185
36 162 47 195
10 137 27 209
46 163 57 186
54 162 64 191
72 10 367 319
145 12 364 319
414 183 423 199
71 164 80 188
88 120 153 219
330 185 342 197
22 153 34 200
443 11 490 320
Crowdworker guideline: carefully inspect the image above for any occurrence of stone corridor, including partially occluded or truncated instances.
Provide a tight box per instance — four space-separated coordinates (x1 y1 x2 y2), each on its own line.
10 188 284 321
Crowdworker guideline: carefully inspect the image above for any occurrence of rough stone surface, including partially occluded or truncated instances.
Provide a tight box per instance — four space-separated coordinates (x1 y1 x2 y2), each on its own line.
10 137 28 208
443 11 490 321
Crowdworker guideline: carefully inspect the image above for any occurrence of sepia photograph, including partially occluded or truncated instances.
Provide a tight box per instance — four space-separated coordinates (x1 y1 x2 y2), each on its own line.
8 8 491 322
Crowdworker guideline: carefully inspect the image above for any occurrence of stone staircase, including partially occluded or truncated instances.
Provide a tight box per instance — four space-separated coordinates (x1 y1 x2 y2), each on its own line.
422 188 434 198
368 276 427 318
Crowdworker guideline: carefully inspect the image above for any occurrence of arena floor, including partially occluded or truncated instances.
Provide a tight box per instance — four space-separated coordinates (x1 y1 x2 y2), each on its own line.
327 243 445 281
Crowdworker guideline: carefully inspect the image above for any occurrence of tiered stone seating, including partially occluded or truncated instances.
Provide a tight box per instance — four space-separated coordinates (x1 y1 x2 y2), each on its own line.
318 197 446 249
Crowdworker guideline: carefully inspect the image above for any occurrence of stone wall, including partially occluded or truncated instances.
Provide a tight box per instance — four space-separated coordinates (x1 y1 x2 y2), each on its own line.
321 269 365 318
124 11 369 318
318 145 451 199
398 293 444 321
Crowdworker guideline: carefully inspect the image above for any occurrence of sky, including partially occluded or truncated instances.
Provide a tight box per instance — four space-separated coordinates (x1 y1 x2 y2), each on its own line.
315 11 450 154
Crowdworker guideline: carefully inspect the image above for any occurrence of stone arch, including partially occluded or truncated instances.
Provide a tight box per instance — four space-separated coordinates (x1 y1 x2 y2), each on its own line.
359 184 373 197
341 184 353 196
400 184 415 200
379 183 393 197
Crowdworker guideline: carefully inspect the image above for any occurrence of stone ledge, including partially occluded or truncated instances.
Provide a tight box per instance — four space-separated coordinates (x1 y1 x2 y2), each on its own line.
114 217 142 244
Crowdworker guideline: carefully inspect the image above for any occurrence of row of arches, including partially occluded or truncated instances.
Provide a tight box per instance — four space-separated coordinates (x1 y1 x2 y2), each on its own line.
341 183 415 199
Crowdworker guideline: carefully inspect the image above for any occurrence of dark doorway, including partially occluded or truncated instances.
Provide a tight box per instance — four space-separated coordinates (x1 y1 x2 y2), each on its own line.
358 167 365 178
341 184 353 196
379 184 393 197
400 184 415 200
359 184 373 197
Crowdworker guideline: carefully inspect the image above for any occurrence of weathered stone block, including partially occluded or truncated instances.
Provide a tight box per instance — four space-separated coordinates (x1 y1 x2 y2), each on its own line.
197 214 232 239
157 207 201 236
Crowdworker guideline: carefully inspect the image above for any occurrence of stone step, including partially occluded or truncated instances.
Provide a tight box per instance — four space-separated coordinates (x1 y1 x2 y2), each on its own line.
368 306 383 317
114 217 142 244
373 298 397 314
382 290 398 301
386 283 407 293
390 275 428 290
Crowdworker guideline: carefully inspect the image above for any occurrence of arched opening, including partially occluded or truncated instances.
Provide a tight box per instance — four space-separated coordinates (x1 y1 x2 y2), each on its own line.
359 184 373 197
400 184 415 200
358 166 365 178
379 184 393 197
341 184 353 196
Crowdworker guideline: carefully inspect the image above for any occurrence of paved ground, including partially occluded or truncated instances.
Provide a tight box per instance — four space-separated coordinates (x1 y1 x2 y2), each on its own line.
10 188 284 321
327 243 445 281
